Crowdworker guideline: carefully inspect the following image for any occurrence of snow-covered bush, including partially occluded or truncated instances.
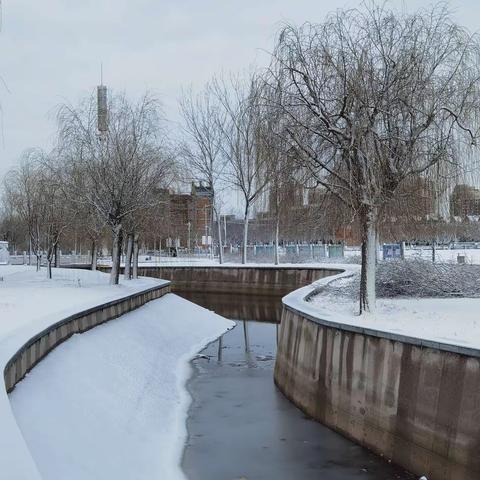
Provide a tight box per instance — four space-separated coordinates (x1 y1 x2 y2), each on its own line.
322 259 480 299
376 260 480 298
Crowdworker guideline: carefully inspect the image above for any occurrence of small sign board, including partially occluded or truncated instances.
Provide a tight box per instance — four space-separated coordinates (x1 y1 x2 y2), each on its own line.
383 243 401 260
201 235 212 246
328 244 344 258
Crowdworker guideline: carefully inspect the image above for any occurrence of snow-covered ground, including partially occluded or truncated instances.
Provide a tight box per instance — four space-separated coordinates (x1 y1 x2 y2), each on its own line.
9 294 233 480
293 266 480 351
0 265 167 480
405 247 480 264
0 266 163 343
95 246 480 268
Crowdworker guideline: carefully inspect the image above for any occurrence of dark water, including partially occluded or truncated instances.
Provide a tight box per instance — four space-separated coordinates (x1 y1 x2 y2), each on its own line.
182 320 414 480
177 291 282 323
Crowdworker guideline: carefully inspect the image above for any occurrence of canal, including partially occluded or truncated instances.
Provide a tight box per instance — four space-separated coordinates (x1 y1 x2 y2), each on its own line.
179 292 414 480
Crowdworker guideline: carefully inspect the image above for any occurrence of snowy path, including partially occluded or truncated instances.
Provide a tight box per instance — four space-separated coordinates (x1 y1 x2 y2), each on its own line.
9 294 233 480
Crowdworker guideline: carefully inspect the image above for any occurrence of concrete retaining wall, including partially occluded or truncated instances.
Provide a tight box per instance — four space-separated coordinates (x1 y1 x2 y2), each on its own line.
133 265 341 296
4 282 171 393
275 282 480 480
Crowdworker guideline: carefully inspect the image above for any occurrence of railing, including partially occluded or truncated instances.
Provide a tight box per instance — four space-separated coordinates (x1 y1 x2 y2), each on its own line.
8 254 91 266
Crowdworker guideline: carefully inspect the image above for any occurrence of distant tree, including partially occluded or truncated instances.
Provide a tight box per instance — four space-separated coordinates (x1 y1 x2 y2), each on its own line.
4 150 71 277
213 75 272 264
179 82 228 263
37 161 71 278
257 83 297 264
4 151 48 271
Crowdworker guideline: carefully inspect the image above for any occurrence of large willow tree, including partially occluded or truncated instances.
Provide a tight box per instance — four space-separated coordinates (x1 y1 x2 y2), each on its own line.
266 3 480 312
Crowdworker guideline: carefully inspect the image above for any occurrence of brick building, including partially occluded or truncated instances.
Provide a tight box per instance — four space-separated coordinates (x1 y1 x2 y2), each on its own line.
163 182 213 249
450 184 480 218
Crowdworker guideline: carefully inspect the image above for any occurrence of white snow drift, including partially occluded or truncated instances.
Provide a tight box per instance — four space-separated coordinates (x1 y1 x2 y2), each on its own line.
9 294 233 480
0 266 231 480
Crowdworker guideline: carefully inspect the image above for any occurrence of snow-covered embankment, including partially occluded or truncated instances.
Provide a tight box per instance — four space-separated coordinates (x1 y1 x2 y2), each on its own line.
0 266 231 480
9 294 233 480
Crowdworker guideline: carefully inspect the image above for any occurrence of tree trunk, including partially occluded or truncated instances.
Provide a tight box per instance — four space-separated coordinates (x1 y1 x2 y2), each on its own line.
46 243 54 279
54 243 60 268
359 207 377 314
91 240 97 271
124 234 134 280
242 205 249 265
216 210 224 264
110 224 122 285
274 215 280 265
242 217 249 264
132 233 140 279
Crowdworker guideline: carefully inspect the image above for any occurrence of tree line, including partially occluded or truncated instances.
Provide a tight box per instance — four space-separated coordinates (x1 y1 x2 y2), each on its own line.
3 92 175 284
3 2 480 312
179 3 480 312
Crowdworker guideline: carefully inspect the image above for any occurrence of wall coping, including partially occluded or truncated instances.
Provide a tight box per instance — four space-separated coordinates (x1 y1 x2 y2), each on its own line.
282 266 480 359
3 283 169 374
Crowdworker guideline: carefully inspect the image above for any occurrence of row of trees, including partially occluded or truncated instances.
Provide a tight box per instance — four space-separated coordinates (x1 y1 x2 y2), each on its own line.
3 3 480 312
178 3 480 312
3 92 175 284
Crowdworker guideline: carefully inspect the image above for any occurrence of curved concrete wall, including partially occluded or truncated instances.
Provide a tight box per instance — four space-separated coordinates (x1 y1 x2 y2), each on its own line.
135 265 341 296
4 282 171 392
274 273 480 480
2 280 171 480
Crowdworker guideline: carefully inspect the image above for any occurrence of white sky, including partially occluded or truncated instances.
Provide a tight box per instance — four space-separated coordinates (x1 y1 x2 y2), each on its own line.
0 0 479 185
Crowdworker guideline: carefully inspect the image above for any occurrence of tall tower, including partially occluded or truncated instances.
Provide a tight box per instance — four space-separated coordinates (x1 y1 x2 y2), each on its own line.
97 65 107 135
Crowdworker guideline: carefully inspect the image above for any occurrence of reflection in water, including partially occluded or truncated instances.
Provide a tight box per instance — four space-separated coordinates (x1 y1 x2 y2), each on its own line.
242 321 249 352
176 291 283 323
183 322 414 480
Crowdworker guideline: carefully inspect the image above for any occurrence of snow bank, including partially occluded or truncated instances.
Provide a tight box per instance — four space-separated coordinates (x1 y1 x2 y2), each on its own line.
0 266 167 480
283 264 480 352
9 294 233 480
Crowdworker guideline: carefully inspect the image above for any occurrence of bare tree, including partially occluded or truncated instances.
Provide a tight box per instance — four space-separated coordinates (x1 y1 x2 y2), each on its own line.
4 150 71 277
57 91 174 284
4 151 47 271
214 75 272 264
266 3 480 312
37 162 70 278
179 82 228 263
256 85 296 264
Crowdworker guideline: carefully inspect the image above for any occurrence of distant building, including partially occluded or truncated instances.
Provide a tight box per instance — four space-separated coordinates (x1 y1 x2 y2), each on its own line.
191 182 214 244
450 184 480 217
162 182 214 249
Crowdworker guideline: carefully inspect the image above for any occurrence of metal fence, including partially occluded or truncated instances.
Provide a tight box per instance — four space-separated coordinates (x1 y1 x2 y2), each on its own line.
8 254 91 266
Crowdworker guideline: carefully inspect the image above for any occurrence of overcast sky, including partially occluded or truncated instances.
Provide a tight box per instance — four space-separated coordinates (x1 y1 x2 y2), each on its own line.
1 0 479 183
